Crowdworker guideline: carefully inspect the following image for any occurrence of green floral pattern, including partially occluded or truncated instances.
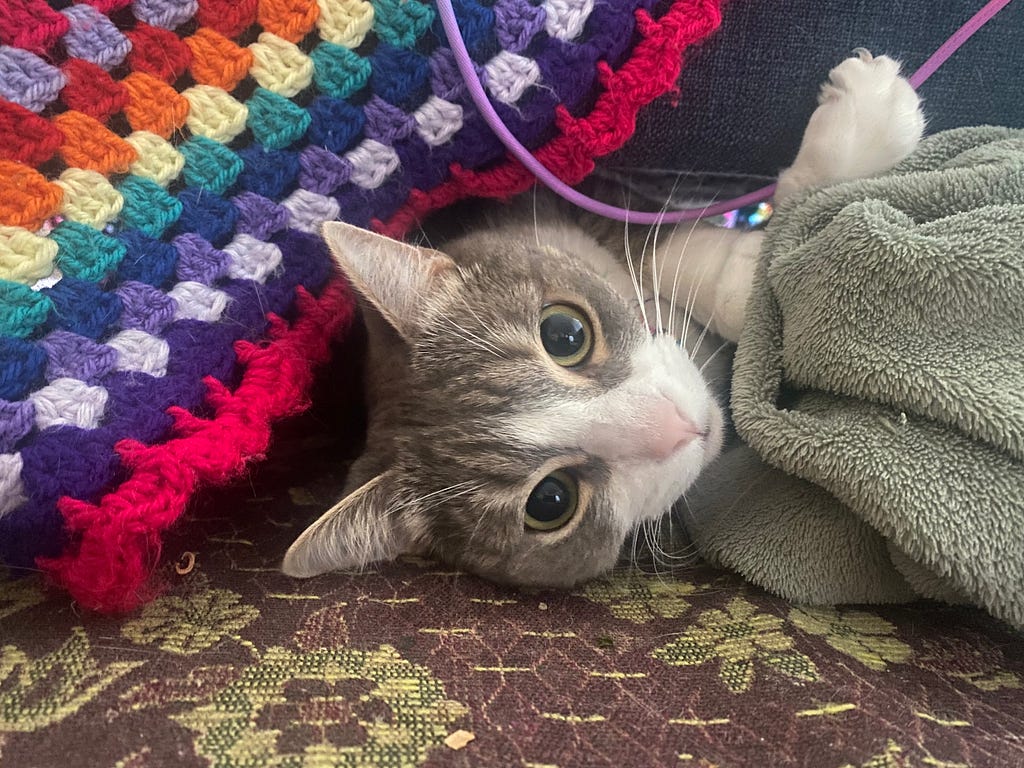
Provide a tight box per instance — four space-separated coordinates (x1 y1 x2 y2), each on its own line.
174 644 467 767
0 574 44 621
652 597 819 692
0 627 142 732
0 461 1021 768
122 585 259 654
579 571 697 622
790 607 912 671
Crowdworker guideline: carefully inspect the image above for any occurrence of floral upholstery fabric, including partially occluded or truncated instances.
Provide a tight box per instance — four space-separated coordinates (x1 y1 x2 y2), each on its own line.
1 374 1022 768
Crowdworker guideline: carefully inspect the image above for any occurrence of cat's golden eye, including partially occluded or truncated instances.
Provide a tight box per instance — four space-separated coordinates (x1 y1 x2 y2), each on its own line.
539 304 592 367
525 470 578 531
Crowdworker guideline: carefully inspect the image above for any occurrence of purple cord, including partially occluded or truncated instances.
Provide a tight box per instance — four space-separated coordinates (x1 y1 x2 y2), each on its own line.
435 0 1016 224
908 0 1015 88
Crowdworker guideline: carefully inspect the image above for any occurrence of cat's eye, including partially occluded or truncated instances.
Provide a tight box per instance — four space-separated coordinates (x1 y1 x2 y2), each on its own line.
525 470 579 531
539 304 592 367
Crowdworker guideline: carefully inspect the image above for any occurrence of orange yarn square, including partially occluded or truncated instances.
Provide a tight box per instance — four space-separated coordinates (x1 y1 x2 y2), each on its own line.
257 0 320 43
185 28 254 91
122 72 190 139
54 111 139 175
0 160 63 230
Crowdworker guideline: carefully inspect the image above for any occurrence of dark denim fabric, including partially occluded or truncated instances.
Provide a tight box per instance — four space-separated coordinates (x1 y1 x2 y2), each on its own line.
602 0 1023 189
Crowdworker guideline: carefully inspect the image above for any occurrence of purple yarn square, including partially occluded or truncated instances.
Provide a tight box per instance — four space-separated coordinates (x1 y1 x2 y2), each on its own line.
493 0 547 53
116 281 177 334
19 427 120 509
232 192 291 240
0 47 67 112
61 5 132 70
429 49 470 101
131 0 200 30
174 233 229 285
0 400 35 454
298 147 352 197
39 330 118 384
363 96 418 144
534 41 595 113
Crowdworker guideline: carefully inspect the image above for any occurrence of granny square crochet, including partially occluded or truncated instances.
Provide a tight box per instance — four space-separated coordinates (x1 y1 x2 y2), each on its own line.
0 0 721 611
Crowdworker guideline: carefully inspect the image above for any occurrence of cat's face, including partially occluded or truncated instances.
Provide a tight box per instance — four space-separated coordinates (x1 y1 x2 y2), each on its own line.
282 222 724 588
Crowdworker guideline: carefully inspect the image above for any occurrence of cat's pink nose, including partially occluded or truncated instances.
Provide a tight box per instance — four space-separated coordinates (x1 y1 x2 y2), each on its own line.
579 398 704 463
645 399 703 461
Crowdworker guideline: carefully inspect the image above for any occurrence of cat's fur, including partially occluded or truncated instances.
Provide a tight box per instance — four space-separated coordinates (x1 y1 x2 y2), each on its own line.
282 51 925 587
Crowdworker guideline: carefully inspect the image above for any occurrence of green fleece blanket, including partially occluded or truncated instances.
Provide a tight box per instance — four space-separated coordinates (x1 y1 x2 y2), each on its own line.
687 127 1024 631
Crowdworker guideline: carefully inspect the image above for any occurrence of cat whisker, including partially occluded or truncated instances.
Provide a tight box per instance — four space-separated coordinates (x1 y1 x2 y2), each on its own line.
453 295 512 359
674 214 732 349
646 519 671 577
620 193 649 329
678 234 719 350
439 324 504 359
686 253 726 356
532 184 541 249
655 540 699 563
415 222 437 251
414 480 480 507
644 517 683 574
422 488 483 519
402 484 487 556
638 508 703 577
623 516 672 577
647 181 681 336
680 227 731 356
464 496 505 551
674 502 704 538
627 518 642 573
640 519 659 578
437 315 509 360
688 312 715 364
677 230 714 351
698 340 732 376
649 221 664 335
512 533 553 569
667 194 719 339
465 515 489 551
666 219 700 341
652 522 697 562
635 207 661 329
388 481 481 521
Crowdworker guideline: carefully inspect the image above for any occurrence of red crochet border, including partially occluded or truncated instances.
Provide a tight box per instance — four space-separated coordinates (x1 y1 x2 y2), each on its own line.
39 281 356 612
377 0 722 238
36 0 720 612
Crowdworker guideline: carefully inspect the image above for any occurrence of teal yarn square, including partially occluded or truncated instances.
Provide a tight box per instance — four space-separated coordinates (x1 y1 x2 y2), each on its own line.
117 176 184 238
50 221 128 281
246 88 312 151
179 136 245 195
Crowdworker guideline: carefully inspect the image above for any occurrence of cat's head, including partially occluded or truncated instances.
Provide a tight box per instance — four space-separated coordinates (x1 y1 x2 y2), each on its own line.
282 221 724 588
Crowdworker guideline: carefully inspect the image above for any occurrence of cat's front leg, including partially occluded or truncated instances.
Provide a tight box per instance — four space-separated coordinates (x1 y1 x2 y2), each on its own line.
774 49 924 203
653 223 762 345
658 50 925 344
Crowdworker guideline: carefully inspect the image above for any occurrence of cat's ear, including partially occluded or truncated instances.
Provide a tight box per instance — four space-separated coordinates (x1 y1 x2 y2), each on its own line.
282 471 412 578
321 221 457 338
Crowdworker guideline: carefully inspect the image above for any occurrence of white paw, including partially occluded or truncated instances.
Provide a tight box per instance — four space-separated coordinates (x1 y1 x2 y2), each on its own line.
776 50 924 201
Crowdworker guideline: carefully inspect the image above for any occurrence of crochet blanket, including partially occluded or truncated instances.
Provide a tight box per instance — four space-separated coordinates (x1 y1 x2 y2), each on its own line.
0 0 721 612
687 127 1024 631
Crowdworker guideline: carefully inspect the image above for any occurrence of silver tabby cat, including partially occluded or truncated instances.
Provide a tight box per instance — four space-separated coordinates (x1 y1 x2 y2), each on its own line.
282 51 925 587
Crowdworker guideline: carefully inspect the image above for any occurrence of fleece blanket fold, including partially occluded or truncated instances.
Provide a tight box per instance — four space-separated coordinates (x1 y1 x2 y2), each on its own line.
688 127 1024 630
